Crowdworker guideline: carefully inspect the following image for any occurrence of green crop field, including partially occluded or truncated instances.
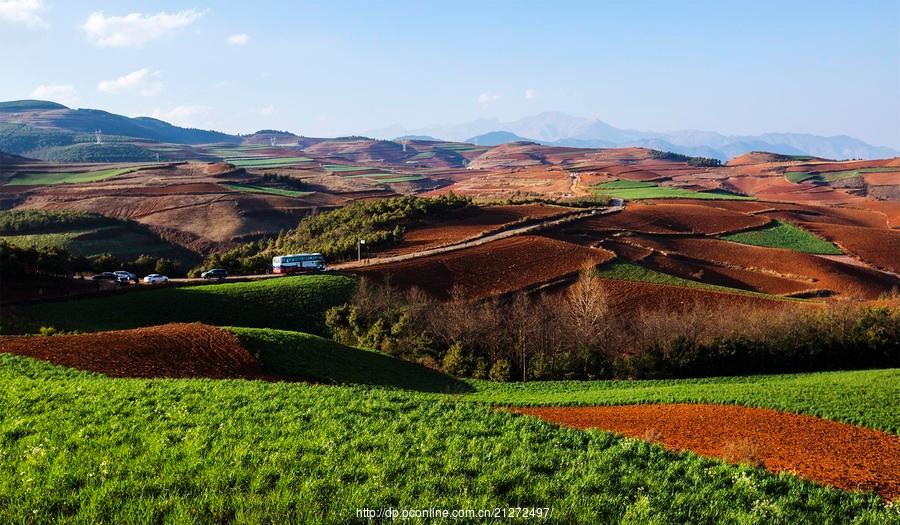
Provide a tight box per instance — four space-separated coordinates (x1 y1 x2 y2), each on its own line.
222 183 313 198
720 221 842 255
4 167 142 186
435 143 481 151
322 164 370 172
225 157 312 168
596 261 792 300
376 175 427 183
592 180 754 201
0 347 896 523
0 227 181 259
786 167 900 184
344 173 427 183
229 327 470 393
19 275 355 335
344 172 399 178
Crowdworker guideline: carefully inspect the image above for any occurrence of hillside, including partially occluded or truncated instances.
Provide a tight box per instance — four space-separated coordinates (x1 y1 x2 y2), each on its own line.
15 274 355 335
465 130 537 146
0 100 238 161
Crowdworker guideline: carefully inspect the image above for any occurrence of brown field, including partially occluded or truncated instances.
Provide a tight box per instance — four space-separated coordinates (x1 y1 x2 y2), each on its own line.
378 204 571 256
354 234 614 299
510 404 900 500
0 323 262 379
566 201 771 236
598 278 796 316
625 236 897 299
796 222 900 275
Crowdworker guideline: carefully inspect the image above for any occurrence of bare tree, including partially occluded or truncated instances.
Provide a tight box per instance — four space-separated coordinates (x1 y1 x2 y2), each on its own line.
563 266 612 376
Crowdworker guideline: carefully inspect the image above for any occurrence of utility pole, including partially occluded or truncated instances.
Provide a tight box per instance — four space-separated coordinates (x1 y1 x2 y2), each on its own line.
357 239 366 262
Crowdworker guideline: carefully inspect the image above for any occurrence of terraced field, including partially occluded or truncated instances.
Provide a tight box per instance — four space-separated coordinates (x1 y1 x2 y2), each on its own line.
4 167 143 186
592 179 754 201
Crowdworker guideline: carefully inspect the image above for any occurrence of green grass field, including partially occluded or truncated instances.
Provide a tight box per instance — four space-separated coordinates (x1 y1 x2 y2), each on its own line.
720 221 842 255
786 167 900 184
0 349 896 523
592 180 754 201
0 227 182 259
376 175 427 183
19 275 355 336
229 327 470 393
225 157 312 168
5 167 141 186
322 164 370 172
344 173 427 183
222 183 313 198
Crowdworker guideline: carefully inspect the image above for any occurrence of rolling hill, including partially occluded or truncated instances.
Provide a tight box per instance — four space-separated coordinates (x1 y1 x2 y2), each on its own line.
0 100 238 161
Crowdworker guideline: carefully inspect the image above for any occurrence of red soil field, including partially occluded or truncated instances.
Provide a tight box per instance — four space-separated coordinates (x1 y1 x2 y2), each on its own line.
0 323 262 379
628 236 897 299
784 158 899 173
355 235 615 299
635 251 818 296
598 278 796 316
510 404 900 500
796 222 900 275
569 202 771 236
379 204 570 256
861 200 900 228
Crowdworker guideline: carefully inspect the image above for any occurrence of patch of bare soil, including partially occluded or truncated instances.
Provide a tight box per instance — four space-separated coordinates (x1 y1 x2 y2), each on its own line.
510 404 900 499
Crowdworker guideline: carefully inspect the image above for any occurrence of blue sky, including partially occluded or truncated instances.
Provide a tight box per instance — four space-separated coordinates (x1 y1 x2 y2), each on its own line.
2 0 899 147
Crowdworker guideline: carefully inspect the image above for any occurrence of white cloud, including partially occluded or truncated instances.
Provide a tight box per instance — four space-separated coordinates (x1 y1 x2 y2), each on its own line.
81 9 204 48
151 105 215 128
524 88 536 100
98 68 163 97
227 33 249 45
30 84 77 105
477 92 500 106
257 105 274 115
0 0 47 27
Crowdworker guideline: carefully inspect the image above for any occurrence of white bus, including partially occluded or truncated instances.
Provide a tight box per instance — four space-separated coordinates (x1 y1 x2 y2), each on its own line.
272 253 326 274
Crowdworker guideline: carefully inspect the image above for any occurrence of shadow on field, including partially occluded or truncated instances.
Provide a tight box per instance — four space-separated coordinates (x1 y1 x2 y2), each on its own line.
230 327 473 393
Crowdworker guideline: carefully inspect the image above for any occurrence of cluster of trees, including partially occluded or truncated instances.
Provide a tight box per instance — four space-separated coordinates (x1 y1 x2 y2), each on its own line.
480 194 612 208
650 149 722 167
0 210 115 234
193 194 473 275
0 241 181 281
325 271 900 381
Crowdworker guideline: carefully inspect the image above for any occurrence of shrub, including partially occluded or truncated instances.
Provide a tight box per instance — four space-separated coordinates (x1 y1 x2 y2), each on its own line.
441 342 470 377
489 359 512 382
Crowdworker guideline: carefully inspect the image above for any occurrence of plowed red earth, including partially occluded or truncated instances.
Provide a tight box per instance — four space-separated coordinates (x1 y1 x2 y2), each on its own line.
628 236 897 299
379 204 569 256
571 202 771 235
0 323 262 379
599 278 795 316
356 235 614 299
511 404 900 500
798 223 900 275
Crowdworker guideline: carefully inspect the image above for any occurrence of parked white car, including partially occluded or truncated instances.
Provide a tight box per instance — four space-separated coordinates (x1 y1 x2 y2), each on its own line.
142 274 169 284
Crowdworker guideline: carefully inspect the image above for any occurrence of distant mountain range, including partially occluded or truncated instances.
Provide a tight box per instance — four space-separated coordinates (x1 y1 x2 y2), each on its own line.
3 100 897 163
371 111 899 161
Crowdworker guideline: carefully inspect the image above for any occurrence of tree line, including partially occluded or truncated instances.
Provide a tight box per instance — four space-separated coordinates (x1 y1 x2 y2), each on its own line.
325 270 899 381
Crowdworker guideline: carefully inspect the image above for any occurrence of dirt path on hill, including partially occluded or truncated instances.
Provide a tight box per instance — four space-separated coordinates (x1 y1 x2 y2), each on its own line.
510 404 900 500
333 205 623 270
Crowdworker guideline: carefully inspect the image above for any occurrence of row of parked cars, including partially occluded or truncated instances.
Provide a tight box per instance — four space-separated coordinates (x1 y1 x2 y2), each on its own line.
90 268 229 285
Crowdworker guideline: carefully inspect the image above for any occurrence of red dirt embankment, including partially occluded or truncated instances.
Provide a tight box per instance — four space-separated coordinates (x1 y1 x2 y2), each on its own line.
356 235 614 299
512 404 900 500
0 323 261 379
